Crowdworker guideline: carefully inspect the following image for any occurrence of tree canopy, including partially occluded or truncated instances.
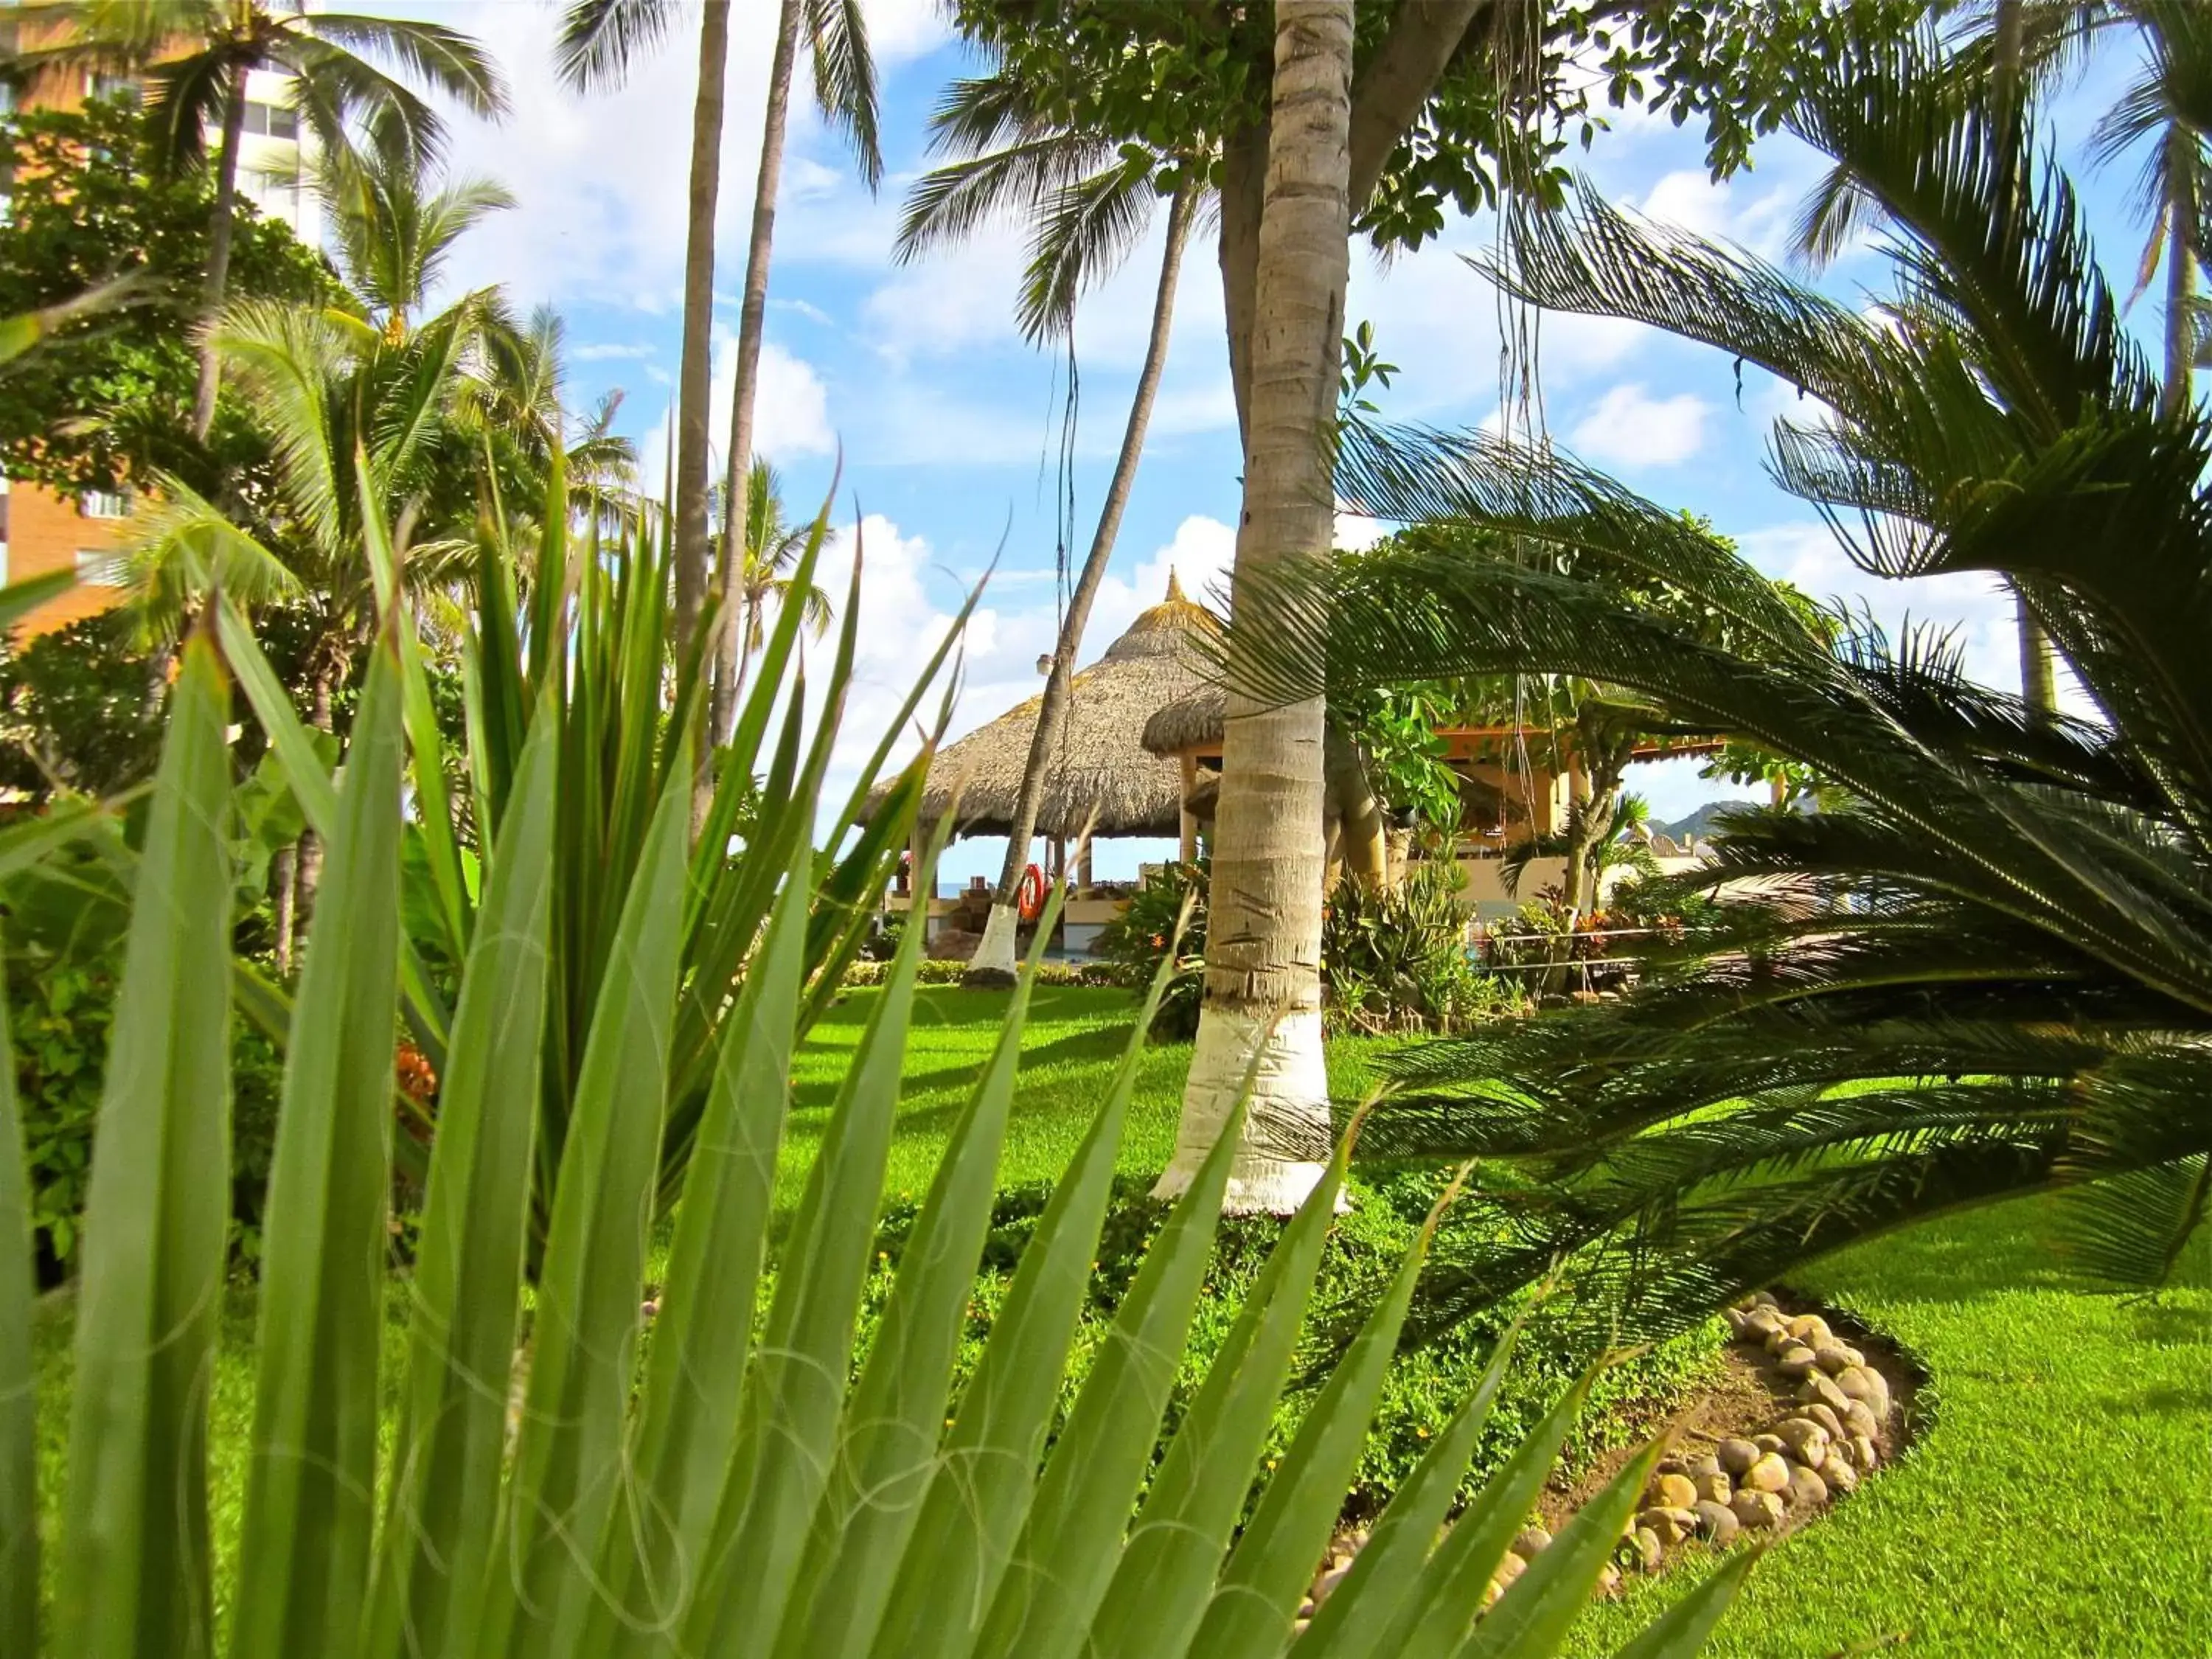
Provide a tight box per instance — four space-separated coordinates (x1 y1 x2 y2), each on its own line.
0 97 341 495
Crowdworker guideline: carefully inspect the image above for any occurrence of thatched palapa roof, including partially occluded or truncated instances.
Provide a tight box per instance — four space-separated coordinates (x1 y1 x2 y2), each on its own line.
894 571 1221 838
1141 686 1228 759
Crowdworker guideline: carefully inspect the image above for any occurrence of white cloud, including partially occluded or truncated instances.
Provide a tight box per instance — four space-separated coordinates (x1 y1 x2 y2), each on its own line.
641 337 835 483
1569 383 1711 467
1634 170 1793 257
1334 507 1389 553
1736 522 2022 693
365 0 933 317
571 341 656 363
754 343 835 461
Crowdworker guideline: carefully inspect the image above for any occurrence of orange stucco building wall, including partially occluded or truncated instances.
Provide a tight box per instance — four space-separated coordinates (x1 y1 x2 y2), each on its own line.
3 479 131 634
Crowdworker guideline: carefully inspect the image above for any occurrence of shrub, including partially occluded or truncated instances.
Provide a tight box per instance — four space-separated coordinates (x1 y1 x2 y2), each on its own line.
868 1168 1724 1522
6 932 286 1282
1091 858 1208 1039
1321 861 1511 1034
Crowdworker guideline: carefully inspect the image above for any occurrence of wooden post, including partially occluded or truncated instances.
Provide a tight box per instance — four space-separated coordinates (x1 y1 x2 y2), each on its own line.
1179 753 1200 862
1077 836 1094 895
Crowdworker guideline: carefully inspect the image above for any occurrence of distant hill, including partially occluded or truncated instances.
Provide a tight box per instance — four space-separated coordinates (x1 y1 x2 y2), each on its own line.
1651 800 1759 844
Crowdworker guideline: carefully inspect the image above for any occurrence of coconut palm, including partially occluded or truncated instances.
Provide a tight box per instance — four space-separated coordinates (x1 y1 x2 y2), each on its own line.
723 457 832 711
121 292 491 965
316 135 515 342
5 0 508 439
1233 29 2212 1339
708 0 880 757
895 59 1204 981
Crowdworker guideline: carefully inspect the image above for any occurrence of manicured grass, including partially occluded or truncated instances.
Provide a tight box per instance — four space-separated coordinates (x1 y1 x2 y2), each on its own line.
783 984 1396 1217
1564 1201 2212 1658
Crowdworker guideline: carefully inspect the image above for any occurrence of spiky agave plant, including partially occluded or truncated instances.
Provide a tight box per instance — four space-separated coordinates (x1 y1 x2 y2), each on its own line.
0 579 1759 1652
215 441 940 1229
1229 28 2212 1344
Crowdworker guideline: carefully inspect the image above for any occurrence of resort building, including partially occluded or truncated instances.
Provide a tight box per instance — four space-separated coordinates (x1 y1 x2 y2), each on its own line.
0 0 319 635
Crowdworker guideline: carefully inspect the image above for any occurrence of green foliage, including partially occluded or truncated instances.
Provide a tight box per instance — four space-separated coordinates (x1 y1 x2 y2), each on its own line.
1092 858 1207 1038
842 956 1114 990
1339 686 1464 836
0 98 340 495
7 949 110 1274
0 615 164 803
1321 863 1506 1035
866 1166 1719 1528
947 2 1924 252
0 599 1750 1658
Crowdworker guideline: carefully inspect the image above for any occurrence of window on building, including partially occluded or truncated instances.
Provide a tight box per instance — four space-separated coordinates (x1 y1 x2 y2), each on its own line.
242 100 300 141
75 549 123 587
80 489 133 521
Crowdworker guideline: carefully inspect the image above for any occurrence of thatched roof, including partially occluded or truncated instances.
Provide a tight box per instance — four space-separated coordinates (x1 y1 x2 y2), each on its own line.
893 571 1222 838
1141 685 1227 758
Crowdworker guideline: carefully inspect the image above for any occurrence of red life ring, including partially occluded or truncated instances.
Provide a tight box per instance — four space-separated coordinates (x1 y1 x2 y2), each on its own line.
1016 863 1048 922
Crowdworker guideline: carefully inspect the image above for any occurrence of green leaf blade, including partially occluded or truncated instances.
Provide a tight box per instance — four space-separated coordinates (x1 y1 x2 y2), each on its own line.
54 633 234 1659
363 706 560 1659
229 630 407 1659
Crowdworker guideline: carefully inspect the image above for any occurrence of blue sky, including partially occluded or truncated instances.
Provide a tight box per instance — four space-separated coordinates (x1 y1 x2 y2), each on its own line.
369 2 2154 880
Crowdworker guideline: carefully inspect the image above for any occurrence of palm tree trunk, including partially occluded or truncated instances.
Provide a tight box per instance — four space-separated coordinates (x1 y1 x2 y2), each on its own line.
191 77 250 442
1323 723 1387 891
1158 1 1352 1214
2165 125 2198 420
968 181 1199 984
1218 116 1268 450
271 842 299 976
709 0 802 758
291 662 338 965
673 1 731 682
1987 0 2056 718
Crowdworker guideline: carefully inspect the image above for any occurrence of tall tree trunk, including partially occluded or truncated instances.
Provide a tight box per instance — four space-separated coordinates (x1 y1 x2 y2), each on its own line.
2165 125 2198 420
1218 116 1268 449
291 662 338 967
1158 1 1353 1214
1989 0 2056 717
271 843 299 976
674 1 731 687
967 181 1199 984
1323 723 1387 891
191 77 249 442
709 0 802 759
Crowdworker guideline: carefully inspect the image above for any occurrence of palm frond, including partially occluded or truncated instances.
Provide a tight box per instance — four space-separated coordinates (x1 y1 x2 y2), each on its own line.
1018 157 1158 342
804 0 882 190
554 0 679 93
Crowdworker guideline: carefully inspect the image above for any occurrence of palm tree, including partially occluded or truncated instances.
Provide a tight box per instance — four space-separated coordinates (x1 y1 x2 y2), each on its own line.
1237 29 2212 1336
316 135 515 342
1158 0 1357 1217
558 0 732 674
465 305 639 508
708 0 880 757
123 292 490 965
895 60 1203 983
723 456 831 709
7 0 508 439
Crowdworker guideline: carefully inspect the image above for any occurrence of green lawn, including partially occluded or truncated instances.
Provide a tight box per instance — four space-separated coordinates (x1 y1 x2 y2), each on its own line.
31 986 2212 1655
782 984 1397 1217
1562 1201 2212 1658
